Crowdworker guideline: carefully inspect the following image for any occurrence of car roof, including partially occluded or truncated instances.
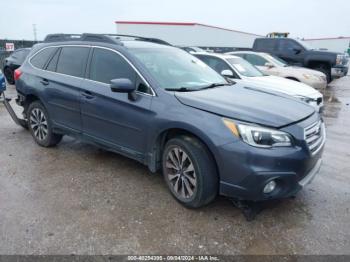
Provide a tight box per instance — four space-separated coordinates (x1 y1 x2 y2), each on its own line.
194 52 242 60
228 51 268 56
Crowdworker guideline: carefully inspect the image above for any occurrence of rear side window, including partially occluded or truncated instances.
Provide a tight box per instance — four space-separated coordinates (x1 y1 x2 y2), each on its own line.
89 48 136 84
31 47 57 69
56 47 90 77
254 39 275 51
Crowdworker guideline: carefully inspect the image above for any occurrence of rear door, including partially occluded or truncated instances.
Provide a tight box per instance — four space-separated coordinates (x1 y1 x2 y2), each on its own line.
80 47 153 157
41 46 90 132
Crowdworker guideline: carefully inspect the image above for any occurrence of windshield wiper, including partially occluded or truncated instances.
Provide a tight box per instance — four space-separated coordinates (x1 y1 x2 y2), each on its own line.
197 82 231 90
164 87 198 92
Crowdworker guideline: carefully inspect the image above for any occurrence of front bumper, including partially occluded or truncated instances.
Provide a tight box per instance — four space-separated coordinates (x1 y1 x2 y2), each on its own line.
302 78 327 90
216 116 325 201
331 66 348 78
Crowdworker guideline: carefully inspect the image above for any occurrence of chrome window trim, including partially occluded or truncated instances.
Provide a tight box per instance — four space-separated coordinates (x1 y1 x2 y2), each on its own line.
28 44 156 97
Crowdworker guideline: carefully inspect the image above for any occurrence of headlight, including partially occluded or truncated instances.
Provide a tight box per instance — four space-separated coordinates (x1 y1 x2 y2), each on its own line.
223 119 293 148
336 54 344 65
294 95 315 104
302 74 312 80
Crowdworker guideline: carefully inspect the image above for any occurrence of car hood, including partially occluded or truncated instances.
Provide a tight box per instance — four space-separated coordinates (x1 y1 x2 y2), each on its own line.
239 76 322 97
174 84 315 128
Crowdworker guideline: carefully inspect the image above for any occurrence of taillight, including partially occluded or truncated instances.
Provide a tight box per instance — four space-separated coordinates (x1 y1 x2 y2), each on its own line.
14 69 22 81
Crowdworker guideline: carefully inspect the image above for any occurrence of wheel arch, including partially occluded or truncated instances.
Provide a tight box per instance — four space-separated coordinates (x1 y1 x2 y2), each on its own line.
147 126 220 178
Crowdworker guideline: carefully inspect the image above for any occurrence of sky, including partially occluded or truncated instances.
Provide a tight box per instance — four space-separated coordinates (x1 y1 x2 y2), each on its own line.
1 0 349 40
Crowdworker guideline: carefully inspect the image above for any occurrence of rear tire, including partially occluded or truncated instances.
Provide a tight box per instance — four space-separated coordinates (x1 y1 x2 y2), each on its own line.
162 136 218 208
27 101 62 147
4 67 14 85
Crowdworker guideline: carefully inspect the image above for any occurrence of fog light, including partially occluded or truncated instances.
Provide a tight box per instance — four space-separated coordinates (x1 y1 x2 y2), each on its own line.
263 180 276 194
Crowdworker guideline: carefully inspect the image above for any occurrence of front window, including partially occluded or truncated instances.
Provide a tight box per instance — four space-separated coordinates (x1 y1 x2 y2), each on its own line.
295 39 315 50
226 57 265 77
131 47 226 90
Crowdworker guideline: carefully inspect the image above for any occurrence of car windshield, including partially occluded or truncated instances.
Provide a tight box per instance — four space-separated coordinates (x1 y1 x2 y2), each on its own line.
265 54 288 67
131 47 227 90
226 57 265 77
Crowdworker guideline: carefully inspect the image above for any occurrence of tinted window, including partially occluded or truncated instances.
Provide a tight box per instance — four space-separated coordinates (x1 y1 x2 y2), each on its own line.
278 39 302 52
45 48 61 72
31 47 57 69
11 49 30 63
244 54 268 66
89 48 136 85
56 47 90 77
255 39 275 51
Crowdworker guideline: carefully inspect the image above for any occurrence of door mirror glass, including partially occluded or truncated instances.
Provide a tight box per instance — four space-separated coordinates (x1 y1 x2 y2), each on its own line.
221 69 234 77
265 62 275 68
110 78 136 93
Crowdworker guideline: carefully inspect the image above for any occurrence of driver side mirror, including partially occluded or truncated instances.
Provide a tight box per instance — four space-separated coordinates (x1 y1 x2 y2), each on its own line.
221 69 234 77
110 78 136 93
293 47 302 54
110 78 137 101
264 62 275 68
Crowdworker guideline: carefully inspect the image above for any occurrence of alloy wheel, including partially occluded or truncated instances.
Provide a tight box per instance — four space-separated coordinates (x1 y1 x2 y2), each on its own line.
30 108 48 141
165 146 197 199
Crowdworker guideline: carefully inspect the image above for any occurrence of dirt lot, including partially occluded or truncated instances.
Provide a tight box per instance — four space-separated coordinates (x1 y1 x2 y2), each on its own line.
0 77 349 255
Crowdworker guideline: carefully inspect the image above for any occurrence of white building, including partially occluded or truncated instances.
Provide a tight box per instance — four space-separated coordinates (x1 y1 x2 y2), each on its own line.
304 37 350 54
115 21 262 48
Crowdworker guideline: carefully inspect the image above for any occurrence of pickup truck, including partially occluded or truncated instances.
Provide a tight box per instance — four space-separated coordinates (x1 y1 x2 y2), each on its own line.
253 38 349 82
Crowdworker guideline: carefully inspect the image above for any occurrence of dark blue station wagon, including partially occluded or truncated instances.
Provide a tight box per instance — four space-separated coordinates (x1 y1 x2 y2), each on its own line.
14 34 325 209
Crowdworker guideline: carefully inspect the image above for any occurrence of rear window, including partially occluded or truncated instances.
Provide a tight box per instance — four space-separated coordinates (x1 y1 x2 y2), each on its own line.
30 47 57 69
254 39 276 51
56 47 90 77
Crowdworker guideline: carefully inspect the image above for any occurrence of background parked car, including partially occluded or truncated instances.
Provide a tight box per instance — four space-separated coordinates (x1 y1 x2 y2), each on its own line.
252 37 349 82
2 48 31 84
230 51 327 90
194 52 324 112
0 70 6 93
180 46 208 54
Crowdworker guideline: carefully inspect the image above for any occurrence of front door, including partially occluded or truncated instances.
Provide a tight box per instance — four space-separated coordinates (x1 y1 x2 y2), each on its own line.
80 47 154 157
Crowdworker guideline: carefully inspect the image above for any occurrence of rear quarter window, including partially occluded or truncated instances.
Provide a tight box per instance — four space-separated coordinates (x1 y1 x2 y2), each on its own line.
30 47 57 69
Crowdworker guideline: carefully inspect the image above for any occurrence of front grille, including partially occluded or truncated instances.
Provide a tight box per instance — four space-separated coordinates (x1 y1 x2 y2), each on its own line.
304 120 325 155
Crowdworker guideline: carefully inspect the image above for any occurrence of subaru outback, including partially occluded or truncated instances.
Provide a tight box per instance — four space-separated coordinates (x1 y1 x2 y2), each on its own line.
13 34 326 209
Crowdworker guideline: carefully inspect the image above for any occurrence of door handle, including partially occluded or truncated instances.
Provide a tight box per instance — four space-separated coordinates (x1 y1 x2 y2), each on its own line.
40 78 49 86
81 91 95 99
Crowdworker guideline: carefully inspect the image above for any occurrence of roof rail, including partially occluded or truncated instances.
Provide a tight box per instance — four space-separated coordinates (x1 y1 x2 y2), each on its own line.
106 34 172 46
43 33 171 46
43 34 122 45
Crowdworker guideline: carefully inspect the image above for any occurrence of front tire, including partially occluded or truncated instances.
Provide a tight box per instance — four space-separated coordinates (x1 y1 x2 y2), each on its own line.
27 101 62 147
162 136 218 208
